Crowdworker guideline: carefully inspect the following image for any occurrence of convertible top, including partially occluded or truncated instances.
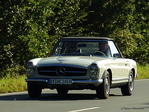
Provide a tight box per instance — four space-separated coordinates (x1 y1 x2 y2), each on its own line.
61 37 113 40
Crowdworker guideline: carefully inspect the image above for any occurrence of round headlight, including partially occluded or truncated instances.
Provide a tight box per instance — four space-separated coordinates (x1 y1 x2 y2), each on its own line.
26 62 34 76
90 64 99 79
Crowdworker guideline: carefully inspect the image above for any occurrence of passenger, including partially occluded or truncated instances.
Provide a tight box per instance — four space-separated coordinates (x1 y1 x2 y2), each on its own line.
66 43 78 53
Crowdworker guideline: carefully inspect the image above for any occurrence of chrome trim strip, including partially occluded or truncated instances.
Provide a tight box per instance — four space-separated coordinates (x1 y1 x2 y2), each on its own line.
38 70 86 73
72 79 103 84
112 77 128 81
66 71 86 73
25 78 103 84
38 70 55 72
25 78 48 83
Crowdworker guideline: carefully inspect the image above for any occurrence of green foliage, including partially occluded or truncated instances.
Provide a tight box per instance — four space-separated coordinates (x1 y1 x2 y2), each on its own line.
0 0 90 71
0 74 27 93
0 64 27 93
109 29 143 57
136 64 149 79
0 0 149 74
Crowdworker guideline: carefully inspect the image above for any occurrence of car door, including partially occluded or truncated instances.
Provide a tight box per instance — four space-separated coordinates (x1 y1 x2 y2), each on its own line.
108 41 129 80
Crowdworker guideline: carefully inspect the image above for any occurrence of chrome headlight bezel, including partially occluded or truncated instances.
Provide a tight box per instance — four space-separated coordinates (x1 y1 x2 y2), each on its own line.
26 62 34 76
89 63 99 79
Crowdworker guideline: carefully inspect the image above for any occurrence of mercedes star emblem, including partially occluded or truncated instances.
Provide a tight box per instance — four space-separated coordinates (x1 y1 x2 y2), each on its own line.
56 67 66 76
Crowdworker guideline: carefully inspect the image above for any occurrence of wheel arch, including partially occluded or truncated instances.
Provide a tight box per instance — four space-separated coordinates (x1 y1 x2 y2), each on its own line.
107 69 112 86
131 68 135 79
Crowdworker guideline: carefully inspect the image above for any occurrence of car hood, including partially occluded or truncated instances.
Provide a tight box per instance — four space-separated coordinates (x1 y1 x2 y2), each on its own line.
37 56 107 68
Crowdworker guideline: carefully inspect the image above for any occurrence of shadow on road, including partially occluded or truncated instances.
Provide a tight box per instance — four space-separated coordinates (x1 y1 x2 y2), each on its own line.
0 92 122 101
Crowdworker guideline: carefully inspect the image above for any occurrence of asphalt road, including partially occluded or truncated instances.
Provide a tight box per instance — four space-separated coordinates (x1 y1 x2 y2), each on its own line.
0 79 149 112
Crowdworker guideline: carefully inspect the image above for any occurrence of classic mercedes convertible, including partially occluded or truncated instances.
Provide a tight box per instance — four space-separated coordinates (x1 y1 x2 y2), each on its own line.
26 37 137 99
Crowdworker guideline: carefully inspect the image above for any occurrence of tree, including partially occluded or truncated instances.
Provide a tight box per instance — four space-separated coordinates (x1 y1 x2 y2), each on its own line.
0 0 89 70
84 0 142 57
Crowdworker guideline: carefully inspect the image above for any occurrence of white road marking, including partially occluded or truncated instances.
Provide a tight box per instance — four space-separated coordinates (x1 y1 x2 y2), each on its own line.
68 107 100 112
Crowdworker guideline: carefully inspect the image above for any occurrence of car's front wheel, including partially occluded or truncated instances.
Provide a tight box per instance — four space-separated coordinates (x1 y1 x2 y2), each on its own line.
27 82 42 98
96 71 110 99
121 70 134 96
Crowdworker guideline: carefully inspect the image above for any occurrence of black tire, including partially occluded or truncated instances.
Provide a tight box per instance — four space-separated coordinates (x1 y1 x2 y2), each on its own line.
27 82 42 98
56 88 68 95
96 71 110 99
121 70 134 96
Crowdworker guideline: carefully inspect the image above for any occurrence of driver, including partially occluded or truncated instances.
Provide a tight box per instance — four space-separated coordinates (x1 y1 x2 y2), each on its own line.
94 42 109 56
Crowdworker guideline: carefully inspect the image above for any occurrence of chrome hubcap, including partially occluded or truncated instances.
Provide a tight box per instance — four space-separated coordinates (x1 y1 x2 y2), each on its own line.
105 76 110 94
129 75 134 91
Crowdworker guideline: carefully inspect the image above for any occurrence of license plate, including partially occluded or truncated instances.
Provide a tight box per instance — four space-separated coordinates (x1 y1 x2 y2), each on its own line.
50 79 72 84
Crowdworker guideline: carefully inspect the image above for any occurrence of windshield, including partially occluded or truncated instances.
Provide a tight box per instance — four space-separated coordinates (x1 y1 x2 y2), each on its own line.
52 41 112 57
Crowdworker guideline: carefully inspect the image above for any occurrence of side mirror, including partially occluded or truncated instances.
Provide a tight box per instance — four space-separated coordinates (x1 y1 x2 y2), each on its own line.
113 53 120 58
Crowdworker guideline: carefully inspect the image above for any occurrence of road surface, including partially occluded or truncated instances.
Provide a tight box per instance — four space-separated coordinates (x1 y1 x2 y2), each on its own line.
0 79 149 112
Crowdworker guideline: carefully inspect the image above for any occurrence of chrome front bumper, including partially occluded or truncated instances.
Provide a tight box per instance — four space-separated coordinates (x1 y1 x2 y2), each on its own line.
25 78 103 85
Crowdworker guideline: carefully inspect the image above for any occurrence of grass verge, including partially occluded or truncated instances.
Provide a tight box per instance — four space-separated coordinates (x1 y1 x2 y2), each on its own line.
136 64 149 79
0 75 27 93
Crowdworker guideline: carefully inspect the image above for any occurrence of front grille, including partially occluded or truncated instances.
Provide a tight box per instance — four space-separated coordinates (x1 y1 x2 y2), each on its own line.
38 66 87 76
